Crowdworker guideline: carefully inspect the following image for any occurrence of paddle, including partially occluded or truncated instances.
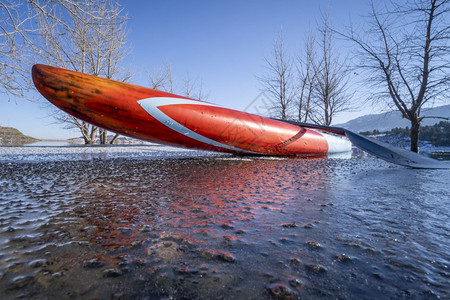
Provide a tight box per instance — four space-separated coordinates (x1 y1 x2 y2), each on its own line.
274 119 450 169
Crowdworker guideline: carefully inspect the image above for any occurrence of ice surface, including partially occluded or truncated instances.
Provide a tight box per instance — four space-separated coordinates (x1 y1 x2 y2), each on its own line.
0 143 221 162
0 147 449 299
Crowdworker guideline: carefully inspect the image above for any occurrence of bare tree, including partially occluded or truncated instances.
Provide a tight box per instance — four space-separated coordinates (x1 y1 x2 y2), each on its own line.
0 1 35 98
341 0 450 152
181 73 208 100
308 14 354 126
297 33 317 122
258 33 296 119
149 62 174 92
91 0 130 144
148 64 209 100
29 0 129 144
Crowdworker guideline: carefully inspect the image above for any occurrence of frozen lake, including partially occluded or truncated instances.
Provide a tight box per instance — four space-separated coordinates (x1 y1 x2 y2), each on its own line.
0 145 449 299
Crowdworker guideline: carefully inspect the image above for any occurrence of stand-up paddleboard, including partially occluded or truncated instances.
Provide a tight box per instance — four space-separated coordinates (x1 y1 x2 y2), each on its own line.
32 64 350 156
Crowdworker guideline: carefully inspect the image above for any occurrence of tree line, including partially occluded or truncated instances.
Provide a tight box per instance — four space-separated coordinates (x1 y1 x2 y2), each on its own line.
361 121 450 147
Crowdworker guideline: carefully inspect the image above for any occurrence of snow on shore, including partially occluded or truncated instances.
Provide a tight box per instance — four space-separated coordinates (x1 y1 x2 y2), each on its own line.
0 143 222 162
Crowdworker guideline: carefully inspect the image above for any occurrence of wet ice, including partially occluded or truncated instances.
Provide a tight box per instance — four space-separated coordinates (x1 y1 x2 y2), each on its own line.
0 145 449 299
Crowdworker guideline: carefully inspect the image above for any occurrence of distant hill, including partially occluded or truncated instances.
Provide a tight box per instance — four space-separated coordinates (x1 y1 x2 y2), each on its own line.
336 105 450 133
0 126 39 145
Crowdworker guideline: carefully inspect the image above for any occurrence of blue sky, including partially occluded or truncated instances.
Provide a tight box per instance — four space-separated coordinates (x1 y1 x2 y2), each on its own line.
1 0 373 139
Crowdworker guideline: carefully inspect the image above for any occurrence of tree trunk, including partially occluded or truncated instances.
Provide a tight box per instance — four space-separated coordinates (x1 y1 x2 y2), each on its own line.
80 122 92 144
410 118 420 153
109 133 120 144
87 125 98 144
99 129 107 144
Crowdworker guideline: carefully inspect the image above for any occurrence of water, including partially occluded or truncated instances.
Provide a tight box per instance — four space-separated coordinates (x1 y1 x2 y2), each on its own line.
0 147 449 299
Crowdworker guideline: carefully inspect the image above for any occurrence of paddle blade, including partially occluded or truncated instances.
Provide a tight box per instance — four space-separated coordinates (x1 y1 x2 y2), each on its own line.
344 130 450 169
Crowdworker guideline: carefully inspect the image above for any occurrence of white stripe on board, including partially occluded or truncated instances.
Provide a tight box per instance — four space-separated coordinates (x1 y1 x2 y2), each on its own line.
137 97 259 154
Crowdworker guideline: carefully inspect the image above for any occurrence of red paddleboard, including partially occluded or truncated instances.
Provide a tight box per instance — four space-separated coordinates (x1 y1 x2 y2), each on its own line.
32 64 350 156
